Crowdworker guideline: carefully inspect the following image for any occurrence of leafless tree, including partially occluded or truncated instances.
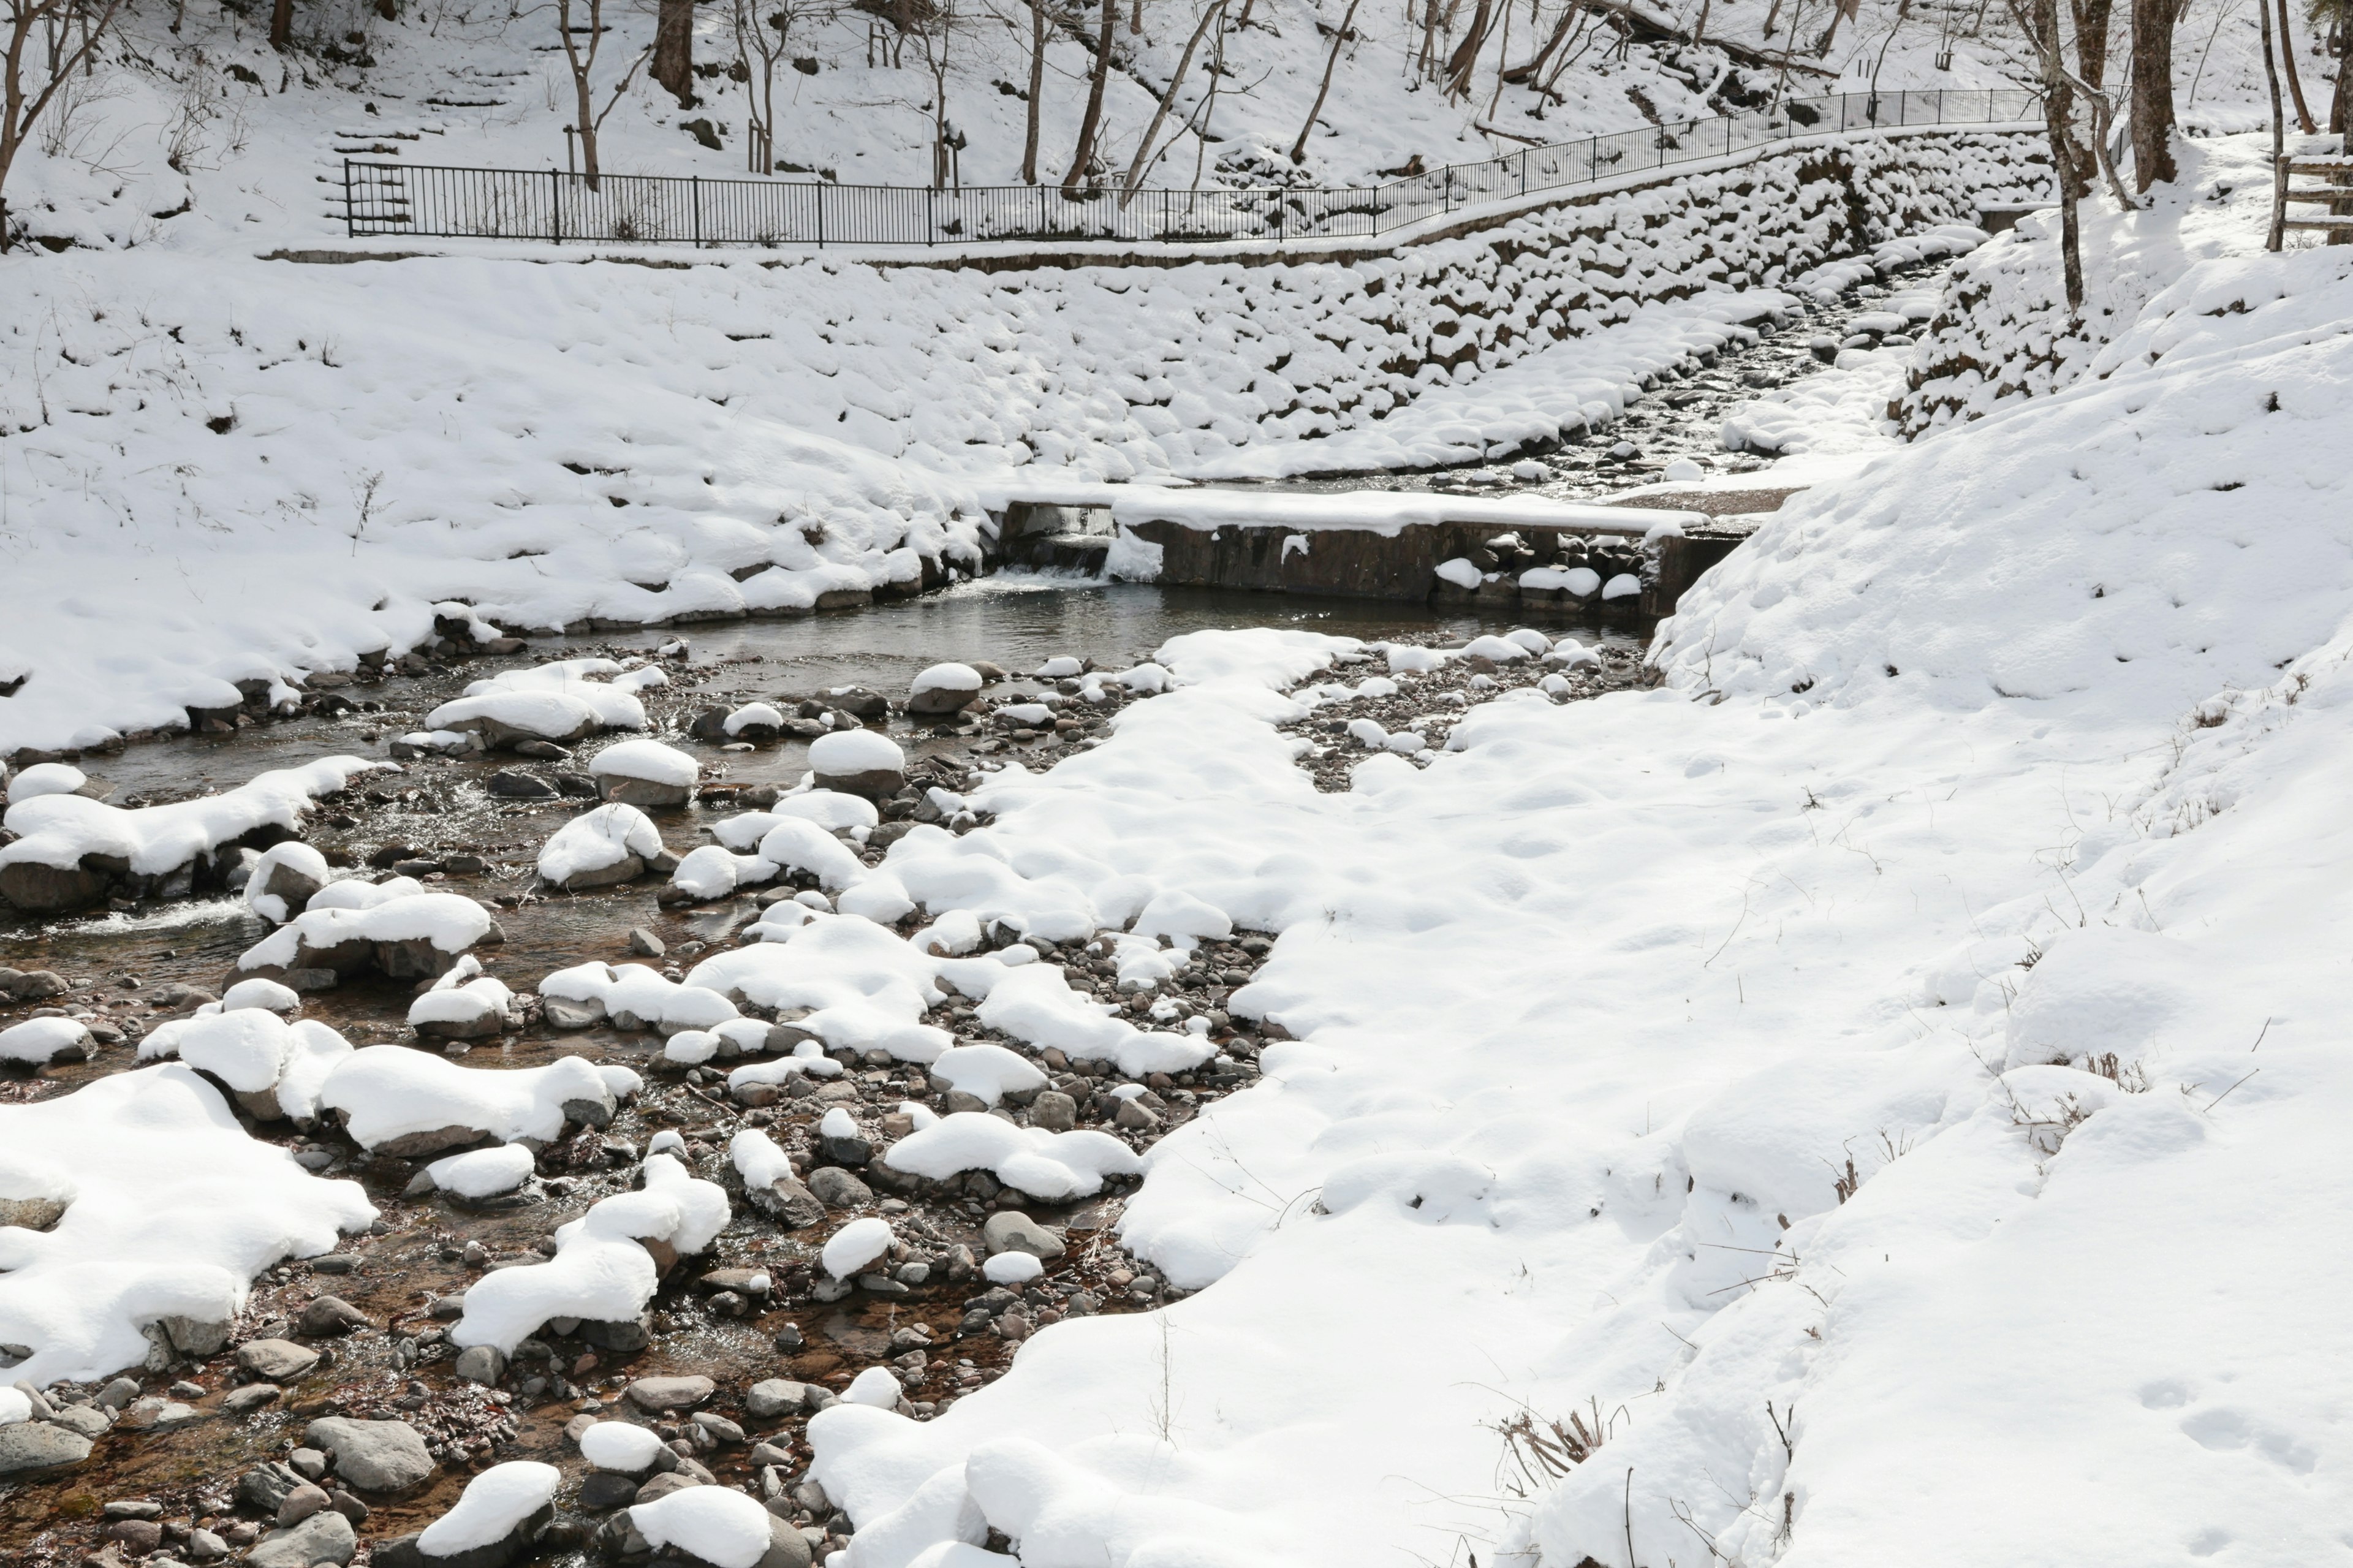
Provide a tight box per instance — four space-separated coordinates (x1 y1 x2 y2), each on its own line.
1121 0 1223 199
2260 0 2285 248
559 0 652 189
1442 0 1493 96
2317 0 2349 134
652 0 697 104
2008 0 2085 308
2 0 122 251
2275 0 2316 131
1063 0 1116 188
1020 0 1045 181
730 0 795 170
1293 0 1360 157
909 0 965 186
2127 0 2178 187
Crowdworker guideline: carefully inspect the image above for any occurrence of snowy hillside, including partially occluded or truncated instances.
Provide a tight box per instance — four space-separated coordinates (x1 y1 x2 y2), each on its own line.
0 0 2318 251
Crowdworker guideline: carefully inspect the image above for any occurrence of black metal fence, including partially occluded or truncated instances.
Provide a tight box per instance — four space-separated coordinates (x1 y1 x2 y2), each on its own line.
341 88 2041 249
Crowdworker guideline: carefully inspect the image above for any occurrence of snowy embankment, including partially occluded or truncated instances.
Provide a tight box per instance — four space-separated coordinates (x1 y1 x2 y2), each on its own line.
0 128 2039 760
790 138 2353 1566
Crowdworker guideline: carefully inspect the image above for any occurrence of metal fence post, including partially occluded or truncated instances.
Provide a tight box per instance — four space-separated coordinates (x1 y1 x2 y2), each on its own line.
343 160 355 238
692 176 702 246
816 180 825 249
549 168 561 244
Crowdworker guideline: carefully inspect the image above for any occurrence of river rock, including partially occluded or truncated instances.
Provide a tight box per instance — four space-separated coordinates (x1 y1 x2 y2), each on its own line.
238 1461 307 1515
246 1510 356 1568
305 1417 435 1491
0 1422 92 1475
0 860 112 914
1028 1089 1078 1132
981 1210 1066 1260
455 1346 505 1385
487 771 558 800
745 1175 825 1229
237 1338 320 1382
804 1166 871 1209
300 1295 374 1336
744 1380 810 1420
624 1375 714 1412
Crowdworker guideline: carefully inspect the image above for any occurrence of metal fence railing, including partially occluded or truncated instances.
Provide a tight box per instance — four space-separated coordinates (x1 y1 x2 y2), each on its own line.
341 88 2042 249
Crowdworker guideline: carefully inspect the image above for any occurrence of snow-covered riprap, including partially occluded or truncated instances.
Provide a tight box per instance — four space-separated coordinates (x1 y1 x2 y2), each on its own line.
782 151 2353 1564
0 129 2041 760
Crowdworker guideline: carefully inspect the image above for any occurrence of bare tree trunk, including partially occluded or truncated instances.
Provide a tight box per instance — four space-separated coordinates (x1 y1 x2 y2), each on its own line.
1814 0 1855 55
270 0 293 48
1482 0 1512 117
1443 0 1492 95
2331 15 2348 135
1021 0 1045 182
1294 0 1363 157
2276 0 2316 132
2014 0 2084 308
1122 0 1224 199
652 0 695 105
1063 0 1118 189
1691 0 1710 45
2126 0 2175 187
2069 0 2110 83
2259 0 2283 248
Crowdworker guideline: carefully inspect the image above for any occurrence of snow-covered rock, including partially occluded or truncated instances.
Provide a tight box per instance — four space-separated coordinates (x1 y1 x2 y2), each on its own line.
231 891 495 988
589 740 700 808
426 660 651 749
0 758 379 914
537 804 668 890
807 729 905 800
539 962 738 1033
407 959 520 1042
317 1050 621 1156
906 663 983 718
451 1154 724 1352
882 1114 1141 1202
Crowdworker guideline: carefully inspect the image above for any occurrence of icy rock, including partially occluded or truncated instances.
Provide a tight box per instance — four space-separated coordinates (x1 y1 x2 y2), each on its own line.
236 1339 320 1382
806 729 905 801
304 1417 434 1492
980 1211 1066 1260
541 962 737 1034
538 805 667 890
906 663 983 718
487 770 558 800
246 1510 356 1568
590 741 700 809
0 1017 93 1066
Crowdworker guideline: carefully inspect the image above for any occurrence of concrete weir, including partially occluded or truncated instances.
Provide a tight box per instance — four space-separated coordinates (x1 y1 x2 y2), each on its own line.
985 486 1751 620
